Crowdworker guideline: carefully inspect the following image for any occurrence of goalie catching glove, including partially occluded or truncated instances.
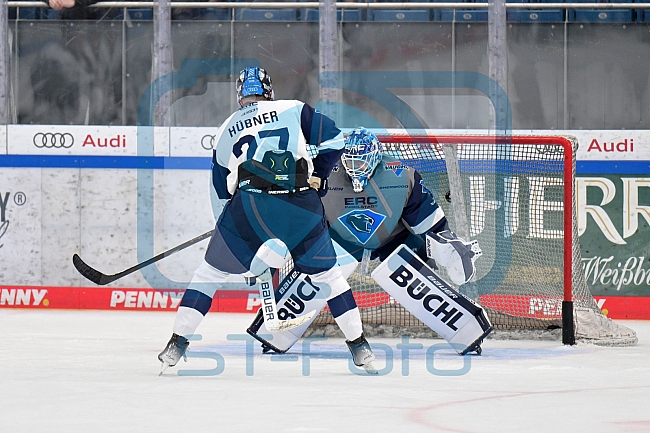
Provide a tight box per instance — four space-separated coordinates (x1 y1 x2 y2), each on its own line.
426 229 482 285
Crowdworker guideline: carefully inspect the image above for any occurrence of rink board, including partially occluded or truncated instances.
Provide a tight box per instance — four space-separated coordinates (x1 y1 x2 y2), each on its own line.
1 285 649 320
1 126 650 317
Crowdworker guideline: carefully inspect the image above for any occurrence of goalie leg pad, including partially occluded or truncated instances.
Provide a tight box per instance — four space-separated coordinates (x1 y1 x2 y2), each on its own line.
247 308 315 353
372 245 492 355
426 230 482 285
246 243 361 353
246 269 328 353
249 239 290 276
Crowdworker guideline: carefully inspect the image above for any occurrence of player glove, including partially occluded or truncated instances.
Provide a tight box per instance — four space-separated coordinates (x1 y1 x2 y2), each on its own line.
309 176 328 197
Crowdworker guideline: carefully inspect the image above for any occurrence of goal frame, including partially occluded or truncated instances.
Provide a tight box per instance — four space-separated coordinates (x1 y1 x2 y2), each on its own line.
374 134 576 345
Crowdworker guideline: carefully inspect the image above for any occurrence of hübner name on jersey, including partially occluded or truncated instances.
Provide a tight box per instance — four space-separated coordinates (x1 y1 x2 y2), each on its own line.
389 265 464 331
227 111 279 138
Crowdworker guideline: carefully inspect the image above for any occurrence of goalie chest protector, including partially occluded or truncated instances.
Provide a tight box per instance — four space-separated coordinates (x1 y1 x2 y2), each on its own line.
322 157 414 253
372 245 492 354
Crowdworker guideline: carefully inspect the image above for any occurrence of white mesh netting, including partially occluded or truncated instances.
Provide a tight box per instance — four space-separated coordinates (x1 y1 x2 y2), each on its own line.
300 135 636 346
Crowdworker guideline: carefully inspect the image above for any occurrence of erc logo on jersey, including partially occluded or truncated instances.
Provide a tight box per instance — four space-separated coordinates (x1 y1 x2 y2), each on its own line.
338 209 387 244
385 161 407 177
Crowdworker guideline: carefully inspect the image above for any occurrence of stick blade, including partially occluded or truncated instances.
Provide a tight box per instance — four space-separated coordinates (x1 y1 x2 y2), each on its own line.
265 310 316 332
72 254 112 285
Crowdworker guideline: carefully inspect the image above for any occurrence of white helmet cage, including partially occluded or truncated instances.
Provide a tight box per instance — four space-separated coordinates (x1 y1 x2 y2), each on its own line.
342 127 383 192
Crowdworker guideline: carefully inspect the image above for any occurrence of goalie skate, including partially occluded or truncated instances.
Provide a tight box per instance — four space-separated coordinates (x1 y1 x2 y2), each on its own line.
158 333 189 375
346 334 378 375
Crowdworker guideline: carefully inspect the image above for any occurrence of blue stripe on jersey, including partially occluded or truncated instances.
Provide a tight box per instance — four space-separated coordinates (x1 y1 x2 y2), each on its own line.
180 289 213 316
299 103 341 145
428 218 450 235
300 103 344 179
327 289 358 318
402 170 441 231
211 150 232 199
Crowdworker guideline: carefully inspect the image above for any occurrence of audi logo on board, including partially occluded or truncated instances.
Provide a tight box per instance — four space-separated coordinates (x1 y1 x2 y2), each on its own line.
201 134 216 150
33 133 74 148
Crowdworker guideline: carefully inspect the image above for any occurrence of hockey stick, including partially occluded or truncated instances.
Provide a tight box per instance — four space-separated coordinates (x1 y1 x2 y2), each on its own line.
256 270 315 332
72 230 214 285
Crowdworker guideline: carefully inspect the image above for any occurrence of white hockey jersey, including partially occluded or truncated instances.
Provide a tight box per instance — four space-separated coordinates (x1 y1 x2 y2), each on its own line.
210 100 345 199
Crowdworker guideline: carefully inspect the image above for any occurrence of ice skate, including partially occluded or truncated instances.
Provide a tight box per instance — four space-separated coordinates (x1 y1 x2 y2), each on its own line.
158 333 189 375
346 334 378 375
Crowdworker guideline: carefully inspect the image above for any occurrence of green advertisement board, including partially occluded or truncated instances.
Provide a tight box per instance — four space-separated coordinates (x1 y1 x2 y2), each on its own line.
578 174 650 296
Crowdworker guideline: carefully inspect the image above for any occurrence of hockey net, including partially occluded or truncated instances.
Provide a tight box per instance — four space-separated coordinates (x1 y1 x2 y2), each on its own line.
302 134 637 346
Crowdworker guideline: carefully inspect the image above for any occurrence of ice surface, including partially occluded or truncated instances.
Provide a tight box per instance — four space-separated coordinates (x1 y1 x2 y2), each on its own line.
1 310 649 433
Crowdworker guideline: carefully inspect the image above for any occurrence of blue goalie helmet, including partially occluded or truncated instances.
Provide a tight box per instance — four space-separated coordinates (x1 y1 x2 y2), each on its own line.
342 127 383 193
236 66 274 104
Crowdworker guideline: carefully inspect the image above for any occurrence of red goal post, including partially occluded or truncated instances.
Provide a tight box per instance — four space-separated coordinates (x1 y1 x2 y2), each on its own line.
379 134 575 344
304 133 637 347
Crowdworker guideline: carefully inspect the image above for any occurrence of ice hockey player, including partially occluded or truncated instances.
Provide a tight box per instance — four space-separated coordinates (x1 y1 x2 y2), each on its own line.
158 67 378 375
247 127 487 355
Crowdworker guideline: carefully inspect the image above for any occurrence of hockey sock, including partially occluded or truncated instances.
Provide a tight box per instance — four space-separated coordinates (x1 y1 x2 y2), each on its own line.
328 290 363 341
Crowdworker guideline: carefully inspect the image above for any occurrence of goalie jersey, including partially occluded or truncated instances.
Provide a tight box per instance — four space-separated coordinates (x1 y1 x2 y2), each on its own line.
322 155 446 260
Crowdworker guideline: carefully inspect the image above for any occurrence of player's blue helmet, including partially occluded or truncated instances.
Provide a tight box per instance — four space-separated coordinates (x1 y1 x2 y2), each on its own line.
237 66 274 104
342 127 383 193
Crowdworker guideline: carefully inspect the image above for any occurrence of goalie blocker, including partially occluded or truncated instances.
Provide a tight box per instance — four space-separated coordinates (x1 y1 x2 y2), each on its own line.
247 245 492 355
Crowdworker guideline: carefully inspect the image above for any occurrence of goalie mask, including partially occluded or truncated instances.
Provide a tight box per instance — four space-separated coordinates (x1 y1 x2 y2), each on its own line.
237 66 274 104
342 127 383 193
